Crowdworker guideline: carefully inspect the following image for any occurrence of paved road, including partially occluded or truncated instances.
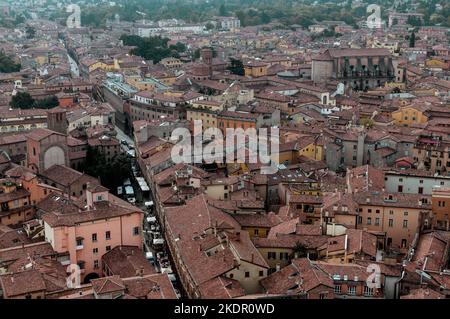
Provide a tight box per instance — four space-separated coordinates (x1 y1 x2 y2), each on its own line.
115 125 134 147
67 54 80 77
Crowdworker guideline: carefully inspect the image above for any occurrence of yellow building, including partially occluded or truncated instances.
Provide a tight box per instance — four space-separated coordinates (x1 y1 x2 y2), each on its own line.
189 99 224 112
244 60 268 78
186 108 218 130
391 104 429 127
34 55 47 66
160 57 183 69
152 73 177 86
278 136 324 165
299 142 323 161
425 59 448 70
81 59 115 76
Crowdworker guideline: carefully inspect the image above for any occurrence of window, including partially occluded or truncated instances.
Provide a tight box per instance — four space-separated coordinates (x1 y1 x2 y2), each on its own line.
92 233 97 242
229 273 234 279
94 260 99 269
368 209 372 213
375 218 380 226
364 286 374 296
254 229 259 236
376 209 380 214
245 271 250 278
389 210 394 215
347 286 356 295
358 216 362 224
93 248 98 254
259 270 264 277
106 231 111 240
404 212 408 216
418 187 423 194
389 219 393 227
367 217 372 225
268 252 276 260
133 227 139 236
398 185 403 192
319 293 327 299
106 246 111 251
403 220 408 228
334 285 342 294
76 238 83 246
401 239 407 248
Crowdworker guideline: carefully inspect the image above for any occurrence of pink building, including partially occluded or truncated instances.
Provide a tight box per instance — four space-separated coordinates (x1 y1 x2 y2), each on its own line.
39 184 144 283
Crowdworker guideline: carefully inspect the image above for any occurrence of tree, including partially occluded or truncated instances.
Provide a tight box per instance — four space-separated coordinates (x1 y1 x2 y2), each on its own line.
10 92 59 109
409 31 416 48
360 118 375 128
407 16 423 26
219 4 228 16
261 11 271 24
35 95 59 109
25 26 36 39
120 34 186 63
80 146 131 193
193 48 201 60
0 52 21 73
10 92 35 109
227 58 245 76
205 22 215 30
291 241 308 259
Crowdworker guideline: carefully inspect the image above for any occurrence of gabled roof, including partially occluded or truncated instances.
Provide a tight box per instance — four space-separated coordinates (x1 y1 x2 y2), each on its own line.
91 275 125 295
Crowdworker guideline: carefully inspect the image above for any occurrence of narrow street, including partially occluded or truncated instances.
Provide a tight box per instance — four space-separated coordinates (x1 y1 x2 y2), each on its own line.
115 125 134 147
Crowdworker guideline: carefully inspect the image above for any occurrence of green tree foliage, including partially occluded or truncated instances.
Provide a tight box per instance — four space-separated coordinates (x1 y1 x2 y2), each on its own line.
120 35 186 63
409 31 416 48
10 92 59 109
45 0 449 29
0 52 21 73
219 4 228 16
227 58 245 76
25 26 36 39
205 22 215 30
10 92 35 109
80 146 132 193
35 95 60 109
291 241 308 259
407 16 423 27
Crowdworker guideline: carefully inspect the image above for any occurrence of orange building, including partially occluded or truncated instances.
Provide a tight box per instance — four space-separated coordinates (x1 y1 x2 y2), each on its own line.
217 110 259 133
432 187 450 231
4 165 60 205
0 179 33 226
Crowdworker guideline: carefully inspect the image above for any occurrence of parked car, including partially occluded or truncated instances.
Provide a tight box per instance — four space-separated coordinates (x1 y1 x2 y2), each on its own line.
146 251 155 264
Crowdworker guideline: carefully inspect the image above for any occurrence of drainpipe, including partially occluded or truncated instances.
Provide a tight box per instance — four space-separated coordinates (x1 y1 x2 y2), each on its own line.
393 270 406 299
